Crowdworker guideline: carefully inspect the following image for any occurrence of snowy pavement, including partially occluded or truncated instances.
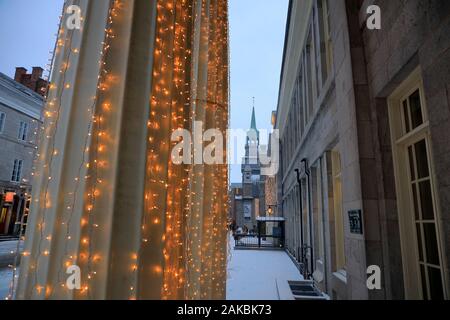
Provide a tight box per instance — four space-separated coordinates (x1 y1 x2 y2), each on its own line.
0 241 22 300
0 241 23 268
0 268 13 299
226 234 303 300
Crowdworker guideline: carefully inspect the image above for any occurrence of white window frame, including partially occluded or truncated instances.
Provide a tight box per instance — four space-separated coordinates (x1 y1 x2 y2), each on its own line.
331 150 345 272
388 67 448 300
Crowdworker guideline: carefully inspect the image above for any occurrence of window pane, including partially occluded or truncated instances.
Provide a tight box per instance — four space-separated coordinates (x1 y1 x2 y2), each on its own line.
428 266 444 300
0 113 5 132
17 161 22 180
423 223 440 266
23 124 27 140
416 223 424 261
415 140 429 179
12 160 18 181
403 100 410 133
412 184 420 220
409 89 423 129
18 123 22 139
420 264 428 300
408 146 415 181
419 181 434 220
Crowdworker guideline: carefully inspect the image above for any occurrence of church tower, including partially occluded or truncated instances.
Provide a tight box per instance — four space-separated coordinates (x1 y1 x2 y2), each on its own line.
240 100 263 231
242 102 261 183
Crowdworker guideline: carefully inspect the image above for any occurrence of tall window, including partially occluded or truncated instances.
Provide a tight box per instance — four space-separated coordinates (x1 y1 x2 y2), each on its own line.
314 162 325 263
296 76 303 138
389 68 446 300
0 112 5 133
332 151 345 271
317 0 332 85
306 32 315 119
11 159 23 183
299 73 306 135
18 121 28 141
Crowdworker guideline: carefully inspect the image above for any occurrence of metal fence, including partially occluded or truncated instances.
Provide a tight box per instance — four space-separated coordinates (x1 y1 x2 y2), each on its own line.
234 234 284 249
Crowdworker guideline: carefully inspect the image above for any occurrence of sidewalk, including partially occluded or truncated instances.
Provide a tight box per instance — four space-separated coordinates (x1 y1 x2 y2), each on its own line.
0 241 23 268
226 235 303 300
0 268 13 299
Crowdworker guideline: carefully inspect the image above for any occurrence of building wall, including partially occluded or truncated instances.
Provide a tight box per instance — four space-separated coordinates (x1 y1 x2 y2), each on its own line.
0 103 40 188
0 73 43 236
277 0 450 300
278 0 367 299
229 185 242 226
234 199 243 228
0 74 42 192
265 175 278 216
358 0 450 299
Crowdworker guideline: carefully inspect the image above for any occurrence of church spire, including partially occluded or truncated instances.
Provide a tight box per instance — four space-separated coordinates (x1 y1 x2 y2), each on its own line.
250 97 257 131
246 97 259 146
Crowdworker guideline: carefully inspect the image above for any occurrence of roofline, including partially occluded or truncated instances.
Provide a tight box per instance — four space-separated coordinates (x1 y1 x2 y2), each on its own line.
0 72 45 101
275 0 293 130
0 72 44 120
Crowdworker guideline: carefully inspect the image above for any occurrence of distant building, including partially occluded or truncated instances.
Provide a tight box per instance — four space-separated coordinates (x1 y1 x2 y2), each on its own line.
229 183 242 228
239 106 266 232
277 0 450 300
0 71 44 236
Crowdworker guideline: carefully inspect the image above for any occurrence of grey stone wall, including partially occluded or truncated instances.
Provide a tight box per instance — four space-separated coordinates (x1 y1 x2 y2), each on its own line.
0 102 40 191
359 0 450 298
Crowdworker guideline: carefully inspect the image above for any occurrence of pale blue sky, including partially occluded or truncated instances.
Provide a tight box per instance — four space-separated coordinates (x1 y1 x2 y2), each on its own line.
229 0 288 182
0 0 288 183
0 0 63 79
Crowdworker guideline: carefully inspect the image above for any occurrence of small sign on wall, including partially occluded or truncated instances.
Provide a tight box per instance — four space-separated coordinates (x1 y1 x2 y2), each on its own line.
348 210 363 234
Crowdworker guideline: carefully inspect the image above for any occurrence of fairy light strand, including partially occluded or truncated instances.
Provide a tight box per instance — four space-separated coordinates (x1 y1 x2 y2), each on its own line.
31 0 79 298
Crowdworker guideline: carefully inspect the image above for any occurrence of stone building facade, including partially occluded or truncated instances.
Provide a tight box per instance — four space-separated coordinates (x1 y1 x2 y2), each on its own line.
0 72 43 236
277 0 449 300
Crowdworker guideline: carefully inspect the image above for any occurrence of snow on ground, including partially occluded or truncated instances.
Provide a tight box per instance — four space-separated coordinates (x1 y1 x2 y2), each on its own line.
226 234 302 300
0 268 13 299
0 241 22 300
234 236 274 246
0 241 22 268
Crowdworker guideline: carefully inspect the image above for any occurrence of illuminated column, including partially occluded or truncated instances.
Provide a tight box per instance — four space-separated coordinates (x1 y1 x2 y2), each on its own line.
16 0 229 300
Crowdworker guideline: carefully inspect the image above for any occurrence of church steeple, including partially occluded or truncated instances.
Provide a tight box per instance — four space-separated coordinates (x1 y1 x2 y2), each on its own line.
248 97 259 139
250 100 257 131
242 97 261 177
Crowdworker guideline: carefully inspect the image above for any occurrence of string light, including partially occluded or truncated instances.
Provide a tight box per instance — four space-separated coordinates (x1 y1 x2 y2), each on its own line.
15 0 229 300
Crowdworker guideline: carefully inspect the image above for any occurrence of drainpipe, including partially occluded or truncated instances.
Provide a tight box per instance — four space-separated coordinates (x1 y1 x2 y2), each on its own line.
294 169 304 273
301 158 314 279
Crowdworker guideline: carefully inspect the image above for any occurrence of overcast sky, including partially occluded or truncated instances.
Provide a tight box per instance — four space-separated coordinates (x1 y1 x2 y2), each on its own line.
0 0 288 183
229 0 288 182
